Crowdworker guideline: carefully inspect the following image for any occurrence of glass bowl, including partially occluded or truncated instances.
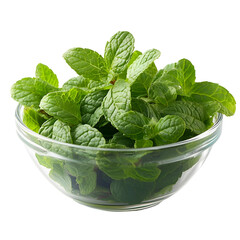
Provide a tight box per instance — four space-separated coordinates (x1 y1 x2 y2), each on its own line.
15 104 223 211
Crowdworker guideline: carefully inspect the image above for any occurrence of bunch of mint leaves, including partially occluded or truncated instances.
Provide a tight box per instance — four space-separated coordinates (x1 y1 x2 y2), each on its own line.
11 31 236 205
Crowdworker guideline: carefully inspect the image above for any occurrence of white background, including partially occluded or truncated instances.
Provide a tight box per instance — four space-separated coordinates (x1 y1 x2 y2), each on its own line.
1 0 239 239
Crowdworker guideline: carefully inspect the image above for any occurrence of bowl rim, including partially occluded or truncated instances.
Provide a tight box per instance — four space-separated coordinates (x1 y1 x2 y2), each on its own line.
15 104 223 152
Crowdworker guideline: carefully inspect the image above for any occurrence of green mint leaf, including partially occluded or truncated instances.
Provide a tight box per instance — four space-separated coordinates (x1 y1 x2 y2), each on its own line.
153 115 186 145
109 132 134 148
11 77 58 109
40 88 83 125
110 178 155 204
36 154 63 169
161 101 207 134
49 164 72 192
52 120 72 143
113 110 151 140
134 139 153 148
104 31 135 82
63 48 108 82
72 124 106 147
155 162 183 192
62 76 89 91
131 98 159 120
80 90 108 127
176 58 196 95
131 72 153 97
127 166 160 182
102 79 131 122
38 118 57 138
127 49 161 84
35 63 59 88
99 143 128 149
148 81 177 106
190 81 236 116
23 107 45 133
76 171 97 195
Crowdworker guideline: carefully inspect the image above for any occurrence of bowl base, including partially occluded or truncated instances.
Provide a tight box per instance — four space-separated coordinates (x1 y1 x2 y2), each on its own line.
73 199 162 212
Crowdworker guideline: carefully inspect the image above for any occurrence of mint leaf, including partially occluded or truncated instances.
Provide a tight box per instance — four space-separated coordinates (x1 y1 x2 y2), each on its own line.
35 63 59 88
191 81 236 116
131 98 160 120
72 124 106 147
49 164 72 192
113 110 151 140
11 77 58 109
80 90 108 127
38 118 57 138
127 166 160 182
127 49 161 84
23 107 45 133
52 120 72 143
161 101 207 134
62 76 89 91
153 115 186 145
176 58 195 95
110 178 155 204
36 154 63 169
76 171 97 195
104 31 134 82
109 132 134 148
102 79 131 122
131 72 153 97
63 48 108 82
148 81 177 106
134 139 153 148
40 88 83 125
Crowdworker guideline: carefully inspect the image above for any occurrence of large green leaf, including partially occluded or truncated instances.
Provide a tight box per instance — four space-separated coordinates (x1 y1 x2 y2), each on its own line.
76 172 97 195
63 48 108 82
40 88 83 125
153 115 186 145
11 77 58 109
161 101 207 134
191 81 236 116
104 31 135 82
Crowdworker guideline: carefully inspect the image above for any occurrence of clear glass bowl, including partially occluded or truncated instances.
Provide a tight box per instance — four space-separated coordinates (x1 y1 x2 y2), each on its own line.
15 104 223 211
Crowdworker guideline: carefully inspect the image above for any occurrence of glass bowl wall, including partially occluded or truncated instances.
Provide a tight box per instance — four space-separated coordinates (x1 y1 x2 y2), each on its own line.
15 104 223 211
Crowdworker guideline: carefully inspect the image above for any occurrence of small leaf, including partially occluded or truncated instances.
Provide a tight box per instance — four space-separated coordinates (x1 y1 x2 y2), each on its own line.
49 164 72 192
52 120 72 143
72 124 106 147
113 110 151 140
63 48 108 82
11 77 58 109
148 81 177 106
134 139 153 148
153 115 186 145
23 107 45 133
62 75 89 90
35 63 59 87
80 90 108 127
40 88 83 125
38 118 57 138
102 79 131 123
109 132 134 148
127 49 161 84
104 31 135 82
76 171 97 195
